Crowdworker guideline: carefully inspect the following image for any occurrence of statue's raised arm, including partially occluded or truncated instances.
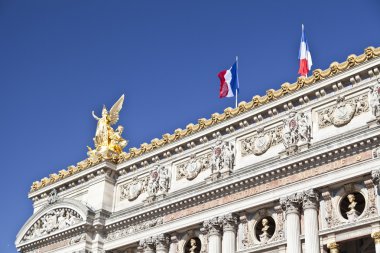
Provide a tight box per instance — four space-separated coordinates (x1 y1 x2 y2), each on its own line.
92 111 100 121
109 94 125 125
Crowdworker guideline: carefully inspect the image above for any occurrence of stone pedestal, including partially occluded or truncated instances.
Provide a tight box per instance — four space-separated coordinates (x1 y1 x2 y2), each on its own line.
303 189 320 253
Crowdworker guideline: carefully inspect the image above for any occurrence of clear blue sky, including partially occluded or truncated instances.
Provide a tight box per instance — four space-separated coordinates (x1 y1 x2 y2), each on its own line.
1 0 379 252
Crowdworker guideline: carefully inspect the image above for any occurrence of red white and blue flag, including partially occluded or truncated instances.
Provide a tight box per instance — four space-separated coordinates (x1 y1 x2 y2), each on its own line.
218 60 239 98
298 24 313 76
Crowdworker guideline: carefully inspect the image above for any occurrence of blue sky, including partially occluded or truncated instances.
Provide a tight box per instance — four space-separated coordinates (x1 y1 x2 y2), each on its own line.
1 0 379 252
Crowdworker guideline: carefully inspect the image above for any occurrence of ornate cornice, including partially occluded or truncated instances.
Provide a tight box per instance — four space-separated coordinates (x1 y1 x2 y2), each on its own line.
29 46 380 193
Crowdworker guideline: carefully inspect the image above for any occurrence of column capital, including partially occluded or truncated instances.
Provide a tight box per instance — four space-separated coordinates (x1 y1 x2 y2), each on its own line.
372 169 380 185
138 237 155 252
280 192 302 215
203 217 222 236
220 213 238 232
327 242 340 253
372 231 380 244
302 189 319 210
155 233 170 251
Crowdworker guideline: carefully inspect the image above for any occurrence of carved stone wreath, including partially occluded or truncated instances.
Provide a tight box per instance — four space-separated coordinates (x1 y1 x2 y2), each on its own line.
241 127 282 157
120 176 148 201
318 94 368 128
176 153 211 180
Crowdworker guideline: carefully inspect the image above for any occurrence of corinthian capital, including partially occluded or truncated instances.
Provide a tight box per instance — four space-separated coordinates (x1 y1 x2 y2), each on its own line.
280 192 302 215
302 189 319 210
138 237 155 252
372 169 380 185
203 217 222 236
220 213 238 232
155 233 170 251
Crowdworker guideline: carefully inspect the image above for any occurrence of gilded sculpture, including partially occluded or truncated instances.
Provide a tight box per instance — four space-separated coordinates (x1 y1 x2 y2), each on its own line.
87 95 128 160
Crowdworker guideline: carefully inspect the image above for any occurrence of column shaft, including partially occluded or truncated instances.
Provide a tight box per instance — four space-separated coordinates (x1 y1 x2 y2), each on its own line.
375 243 380 253
222 230 235 253
208 233 222 253
304 208 320 253
286 212 301 253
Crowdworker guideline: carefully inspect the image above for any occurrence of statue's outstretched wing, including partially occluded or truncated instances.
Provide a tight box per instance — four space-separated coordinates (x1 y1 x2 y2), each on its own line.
109 94 125 125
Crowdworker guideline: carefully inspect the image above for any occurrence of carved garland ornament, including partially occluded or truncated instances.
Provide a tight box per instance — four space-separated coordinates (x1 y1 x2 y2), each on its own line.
318 94 368 128
120 176 148 201
240 126 282 156
22 208 83 242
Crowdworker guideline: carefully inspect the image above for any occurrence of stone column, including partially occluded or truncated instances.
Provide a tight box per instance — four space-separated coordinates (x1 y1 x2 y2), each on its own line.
169 234 178 253
138 237 155 253
372 232 380 253
204 217 222 253
221 213 238 253
280 193 302 253
156 234 170 253
302 189 320 253
327 242 339 253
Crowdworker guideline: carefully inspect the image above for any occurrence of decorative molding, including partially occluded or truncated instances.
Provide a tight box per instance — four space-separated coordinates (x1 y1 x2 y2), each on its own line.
203 217 222 236
220 213 238 232
280 193 302 215
106 217 163 242
240 126 282 157
363 179 378 218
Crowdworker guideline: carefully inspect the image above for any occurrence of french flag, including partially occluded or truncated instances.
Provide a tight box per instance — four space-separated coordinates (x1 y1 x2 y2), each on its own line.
218 60 239 98
298 24 313 76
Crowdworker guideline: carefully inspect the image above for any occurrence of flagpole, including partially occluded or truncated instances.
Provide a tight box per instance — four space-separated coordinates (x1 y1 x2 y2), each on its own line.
235 56 238 108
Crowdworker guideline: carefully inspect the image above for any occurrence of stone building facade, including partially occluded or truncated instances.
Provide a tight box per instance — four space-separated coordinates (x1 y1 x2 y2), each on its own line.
16 46 380 253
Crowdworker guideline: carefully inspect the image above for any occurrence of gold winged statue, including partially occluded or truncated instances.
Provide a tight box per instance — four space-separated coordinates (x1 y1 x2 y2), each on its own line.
87 94 128 160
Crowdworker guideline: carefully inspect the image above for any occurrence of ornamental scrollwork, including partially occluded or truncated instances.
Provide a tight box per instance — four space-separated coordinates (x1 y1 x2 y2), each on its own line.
241 127 282 156
282 111 311 148
318 94 368 128
22 208 83 242
176 153 211 180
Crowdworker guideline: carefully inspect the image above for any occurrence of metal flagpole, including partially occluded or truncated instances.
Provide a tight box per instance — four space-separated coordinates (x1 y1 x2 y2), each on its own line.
235 56 239 108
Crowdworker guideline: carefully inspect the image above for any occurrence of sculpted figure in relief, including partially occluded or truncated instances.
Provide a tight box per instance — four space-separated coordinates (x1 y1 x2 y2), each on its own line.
369 79 380 118
211 137 235 173
282 111 311 148
22 208 83 242
147 164 171 197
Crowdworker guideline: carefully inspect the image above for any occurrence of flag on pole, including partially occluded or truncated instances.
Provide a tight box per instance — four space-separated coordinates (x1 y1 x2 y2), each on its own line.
298 24 312 76
218 60 239 98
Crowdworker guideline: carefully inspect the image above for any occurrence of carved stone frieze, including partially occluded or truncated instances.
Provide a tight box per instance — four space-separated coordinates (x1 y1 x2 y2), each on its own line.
282 111 311 149
22 208 83 242
199 227 208 253
318 94 368 128
239 213 249 249
106 217 163 242
210 137 235 175
69 234 86 245
272 206 284 241
240 126 282 156
120 176 148 201
176 152 211 180
369 78 380 118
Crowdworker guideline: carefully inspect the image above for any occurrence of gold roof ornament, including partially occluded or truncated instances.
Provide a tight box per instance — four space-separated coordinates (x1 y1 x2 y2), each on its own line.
30 46 380 192
87 94 128 162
